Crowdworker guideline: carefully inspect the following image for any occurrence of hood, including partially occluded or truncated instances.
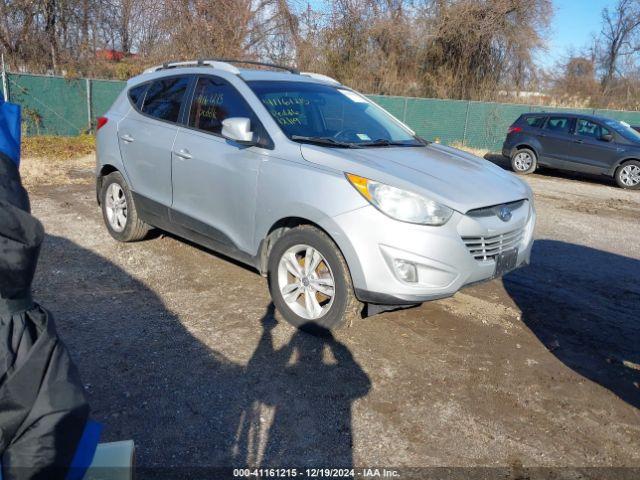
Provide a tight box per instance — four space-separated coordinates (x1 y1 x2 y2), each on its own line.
300 142 530 213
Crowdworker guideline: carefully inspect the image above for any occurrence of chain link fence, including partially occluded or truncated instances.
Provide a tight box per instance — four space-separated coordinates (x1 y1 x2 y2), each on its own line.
3 73 125 136
367 94 640 151
4 72 640 151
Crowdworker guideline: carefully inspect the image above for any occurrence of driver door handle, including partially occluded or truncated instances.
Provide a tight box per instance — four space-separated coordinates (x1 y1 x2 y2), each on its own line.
573 139 584 144
120 134 135 143
174 148 192 160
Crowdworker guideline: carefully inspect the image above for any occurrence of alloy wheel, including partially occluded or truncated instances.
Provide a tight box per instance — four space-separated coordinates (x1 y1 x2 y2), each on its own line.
513 151 533 171
620 164 640 187
105 183 128 232
277 244 336 319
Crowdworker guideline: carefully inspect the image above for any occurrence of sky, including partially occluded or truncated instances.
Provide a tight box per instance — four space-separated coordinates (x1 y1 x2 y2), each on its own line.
540 0 619 68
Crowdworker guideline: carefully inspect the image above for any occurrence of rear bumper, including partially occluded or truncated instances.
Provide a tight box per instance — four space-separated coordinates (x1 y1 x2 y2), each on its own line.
502 139 516 158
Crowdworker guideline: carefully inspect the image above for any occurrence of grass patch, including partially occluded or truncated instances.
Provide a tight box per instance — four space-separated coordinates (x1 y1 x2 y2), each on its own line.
22 134 95 160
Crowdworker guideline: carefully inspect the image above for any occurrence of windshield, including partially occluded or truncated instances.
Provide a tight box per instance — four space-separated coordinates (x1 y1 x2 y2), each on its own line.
247 81 423 147
603 119 640 142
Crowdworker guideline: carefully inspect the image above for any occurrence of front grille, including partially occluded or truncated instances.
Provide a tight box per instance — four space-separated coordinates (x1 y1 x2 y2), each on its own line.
462 228 525 261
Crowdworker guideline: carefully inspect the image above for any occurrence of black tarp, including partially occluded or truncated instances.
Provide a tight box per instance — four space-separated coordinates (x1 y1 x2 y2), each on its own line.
0 152 89 480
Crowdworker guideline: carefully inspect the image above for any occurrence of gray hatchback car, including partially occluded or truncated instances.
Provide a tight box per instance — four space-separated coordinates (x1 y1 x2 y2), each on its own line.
96 59 536 330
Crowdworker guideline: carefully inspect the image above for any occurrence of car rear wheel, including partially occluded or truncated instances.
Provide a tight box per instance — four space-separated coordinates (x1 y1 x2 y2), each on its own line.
267 225 361 332
511 148 537 174
100 171 150 242
615 160 640 189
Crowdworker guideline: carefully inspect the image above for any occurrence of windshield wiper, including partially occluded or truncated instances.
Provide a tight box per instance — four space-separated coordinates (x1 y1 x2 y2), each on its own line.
357 138 424 147
290 135 359 148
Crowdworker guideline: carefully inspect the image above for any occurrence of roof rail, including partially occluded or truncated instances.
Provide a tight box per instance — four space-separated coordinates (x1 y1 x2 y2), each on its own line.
143 60 241 75
201 58 300 74
142 58 300 75
300 72 340 85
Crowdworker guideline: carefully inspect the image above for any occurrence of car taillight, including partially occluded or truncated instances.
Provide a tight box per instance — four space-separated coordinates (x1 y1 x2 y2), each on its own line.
508 126 522 134
96 116 108 131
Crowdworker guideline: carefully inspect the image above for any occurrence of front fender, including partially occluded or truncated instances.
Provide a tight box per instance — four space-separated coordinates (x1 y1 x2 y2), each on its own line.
253 157 368 285
607 156 639 176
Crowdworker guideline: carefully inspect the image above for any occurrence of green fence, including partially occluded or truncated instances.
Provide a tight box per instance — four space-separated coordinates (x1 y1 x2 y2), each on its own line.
4 73 126 136
367 94 640 151
4 72 640 151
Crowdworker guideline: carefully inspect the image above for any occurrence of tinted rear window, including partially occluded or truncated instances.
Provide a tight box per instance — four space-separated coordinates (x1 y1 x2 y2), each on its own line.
524 116 545 128
141 77 190 123
128 84 147 108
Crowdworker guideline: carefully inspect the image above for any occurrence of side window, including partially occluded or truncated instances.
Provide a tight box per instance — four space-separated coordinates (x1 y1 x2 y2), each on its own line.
525 116 546 128
188 77 256 135
544 117 572 134
576 119 609 139
141 76 190 123
128 84 148 109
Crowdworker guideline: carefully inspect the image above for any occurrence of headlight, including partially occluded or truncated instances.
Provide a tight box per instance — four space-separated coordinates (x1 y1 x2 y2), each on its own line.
346 173 453 225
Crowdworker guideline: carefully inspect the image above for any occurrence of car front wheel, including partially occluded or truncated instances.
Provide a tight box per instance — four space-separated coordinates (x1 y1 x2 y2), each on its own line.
267 225 361 332
615 160 640 189
511 148 537 174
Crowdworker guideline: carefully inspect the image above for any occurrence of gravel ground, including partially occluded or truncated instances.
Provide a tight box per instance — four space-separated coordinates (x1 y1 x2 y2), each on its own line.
21 153 640 476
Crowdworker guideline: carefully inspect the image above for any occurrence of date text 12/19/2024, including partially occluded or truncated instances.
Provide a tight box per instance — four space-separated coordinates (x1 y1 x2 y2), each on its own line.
233 468 401 478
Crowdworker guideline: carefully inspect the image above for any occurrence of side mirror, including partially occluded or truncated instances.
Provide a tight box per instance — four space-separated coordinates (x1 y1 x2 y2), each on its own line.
221 117 255 145
601 133 613 142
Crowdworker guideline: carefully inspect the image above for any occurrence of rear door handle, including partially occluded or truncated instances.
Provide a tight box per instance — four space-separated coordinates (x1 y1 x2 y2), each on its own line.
120 134 135 143
173 148 192 160
573 139 584 144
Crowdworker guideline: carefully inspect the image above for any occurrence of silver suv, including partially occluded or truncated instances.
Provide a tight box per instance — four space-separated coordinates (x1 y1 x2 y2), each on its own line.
96 59 536 330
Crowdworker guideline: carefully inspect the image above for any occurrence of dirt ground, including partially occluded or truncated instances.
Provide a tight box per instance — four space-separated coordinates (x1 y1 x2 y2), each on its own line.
20 152 640 477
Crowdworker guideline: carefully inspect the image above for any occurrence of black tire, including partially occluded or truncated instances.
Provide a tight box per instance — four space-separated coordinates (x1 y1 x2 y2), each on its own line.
614 160 640 189
510 148 537 175
267 225 361 332
100 171 150 242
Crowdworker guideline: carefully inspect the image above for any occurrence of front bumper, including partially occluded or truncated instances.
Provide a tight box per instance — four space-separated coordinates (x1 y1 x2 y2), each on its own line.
332 200 535 305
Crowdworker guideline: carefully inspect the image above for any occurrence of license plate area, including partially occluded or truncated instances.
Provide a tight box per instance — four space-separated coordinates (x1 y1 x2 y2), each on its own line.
494 248 518 277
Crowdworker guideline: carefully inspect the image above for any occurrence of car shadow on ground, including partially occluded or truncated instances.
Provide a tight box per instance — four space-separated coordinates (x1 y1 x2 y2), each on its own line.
503 239 640 409
34 234 370 476
483 153 619 188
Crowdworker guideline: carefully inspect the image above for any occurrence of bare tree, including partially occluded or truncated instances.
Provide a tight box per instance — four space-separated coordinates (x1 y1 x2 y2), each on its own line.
12 0 635 108
422 0 552 100
598 0 640 94
551 54 600 106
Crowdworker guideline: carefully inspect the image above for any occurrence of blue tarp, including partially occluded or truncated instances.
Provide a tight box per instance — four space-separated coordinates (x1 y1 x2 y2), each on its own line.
0 96 21 167
67 420 103 480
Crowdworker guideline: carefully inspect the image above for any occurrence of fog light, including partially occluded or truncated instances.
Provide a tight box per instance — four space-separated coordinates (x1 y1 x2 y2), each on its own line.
393 259 418 283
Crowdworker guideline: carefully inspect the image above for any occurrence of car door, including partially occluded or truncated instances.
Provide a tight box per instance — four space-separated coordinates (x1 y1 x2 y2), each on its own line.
117 75 191 209
170 75 269 255
537 116 575 168
569 118 622 173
